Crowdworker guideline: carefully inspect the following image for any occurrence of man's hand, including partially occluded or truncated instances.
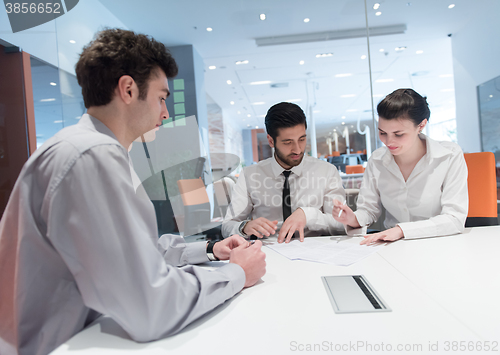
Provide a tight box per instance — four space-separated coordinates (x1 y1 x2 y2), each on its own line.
360 226 404 245
243 217 278 238
229 240 266 288
213 235 248 260
332 199 360 228
278 208 306 243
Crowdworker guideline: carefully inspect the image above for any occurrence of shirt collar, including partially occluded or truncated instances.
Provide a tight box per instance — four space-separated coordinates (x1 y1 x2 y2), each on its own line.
78 113 121 144
378 133 454 168
270 153 306 178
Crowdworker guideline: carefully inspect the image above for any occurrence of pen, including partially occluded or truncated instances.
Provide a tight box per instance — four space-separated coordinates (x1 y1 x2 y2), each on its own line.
338 200 347 217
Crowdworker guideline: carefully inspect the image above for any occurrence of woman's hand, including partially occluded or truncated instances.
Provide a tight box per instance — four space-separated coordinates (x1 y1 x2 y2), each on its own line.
332 199 360 228
360 226 404 245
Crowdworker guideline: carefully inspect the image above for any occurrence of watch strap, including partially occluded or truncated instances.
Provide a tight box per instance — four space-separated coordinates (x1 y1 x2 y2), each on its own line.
206 240 219 261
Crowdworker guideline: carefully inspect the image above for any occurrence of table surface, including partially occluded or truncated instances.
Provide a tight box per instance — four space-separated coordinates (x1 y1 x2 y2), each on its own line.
52 226 500 355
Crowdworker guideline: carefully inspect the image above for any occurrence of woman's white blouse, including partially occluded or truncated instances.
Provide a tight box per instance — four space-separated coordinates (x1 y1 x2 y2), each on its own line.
352 135 468 239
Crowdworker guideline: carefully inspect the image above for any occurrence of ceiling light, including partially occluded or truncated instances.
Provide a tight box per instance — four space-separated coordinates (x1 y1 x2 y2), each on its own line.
416 50 424 54
373 3 380 9
208 65 216 70
250 80 272 85
375 78 394 83
40 98 56 102
260 13 266 21
227 80 232 85
299 60 305 65
335 73 352 78
448 4 455 9
341 116 346 119
489 95 493 98
247 114 251 117
230 101 235 105
53 120 63 123
375 12 382 16
235 60 249 65
252 102 265 105
304 18 310 23
379 48 384 52
255 126 259 129
237 111 241 114
341 94 356 98
286 99 302 102
255 24 406 46
395 46 407 51
313 110 321 113
361 55 367 59
69 40 76 44
50 82 57 86
342 122 345 125
346 109 358 112
316 53 333 58
206 27 213 32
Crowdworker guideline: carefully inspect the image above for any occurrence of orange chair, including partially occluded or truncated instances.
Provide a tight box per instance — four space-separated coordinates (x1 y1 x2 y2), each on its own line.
464 152 498 227
346 165 365 174
331 151 340 157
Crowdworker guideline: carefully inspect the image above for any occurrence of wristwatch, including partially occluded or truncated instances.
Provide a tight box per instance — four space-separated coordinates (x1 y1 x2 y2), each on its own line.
238 220 250 237
206 240 219 261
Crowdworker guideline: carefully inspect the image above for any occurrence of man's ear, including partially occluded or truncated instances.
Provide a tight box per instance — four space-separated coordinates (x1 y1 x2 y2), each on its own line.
116 75 136 104
267 134 274 148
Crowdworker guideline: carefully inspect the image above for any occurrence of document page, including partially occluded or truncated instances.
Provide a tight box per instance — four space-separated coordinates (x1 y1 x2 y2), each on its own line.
265 238 385 266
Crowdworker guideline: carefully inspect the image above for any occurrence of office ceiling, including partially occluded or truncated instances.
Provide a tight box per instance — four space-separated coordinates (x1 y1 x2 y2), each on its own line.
27 0 492 143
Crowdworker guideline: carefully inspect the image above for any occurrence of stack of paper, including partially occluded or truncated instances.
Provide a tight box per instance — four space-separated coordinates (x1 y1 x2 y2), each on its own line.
265 238 385 266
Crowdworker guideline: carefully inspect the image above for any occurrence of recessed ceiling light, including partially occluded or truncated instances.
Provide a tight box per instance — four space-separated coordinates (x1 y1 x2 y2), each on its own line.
250 80 272 85
53 120 63 123
379 48 384 52
489 95 493 98
341 116 346 119
335 73 352 78
341 94 356 98
313 110 321 113
69 40 76 44
448 4 455 9
342 122 345 125
260 13 266 21
252 102 265 105
375 11 382 16
373 3 380 9
208 65 216 70
299 60 305 65
346 109 358 112
40 98 56 102
227 80 232 85
255 126 259 129
237 111 241 114
316 53 333 58
416 50 424 54
304 18 310 23
230 101 235 105
361 55 367 59
375 78 394 83
206 27 213 32
75 116 81 120
247 114 251 117
235 60 249 65
395 46 407 51
50 82 57 86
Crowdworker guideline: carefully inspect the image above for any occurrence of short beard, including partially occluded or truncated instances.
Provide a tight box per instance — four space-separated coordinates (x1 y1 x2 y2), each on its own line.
274 146 304 169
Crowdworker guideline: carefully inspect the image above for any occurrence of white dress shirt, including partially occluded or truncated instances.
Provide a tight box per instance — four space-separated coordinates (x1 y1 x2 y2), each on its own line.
351 134 468 239
0 114 244 355
222 155 345 237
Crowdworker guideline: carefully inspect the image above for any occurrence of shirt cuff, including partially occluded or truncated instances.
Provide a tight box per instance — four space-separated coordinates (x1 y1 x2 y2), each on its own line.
216 263 246 294
183 241 210 265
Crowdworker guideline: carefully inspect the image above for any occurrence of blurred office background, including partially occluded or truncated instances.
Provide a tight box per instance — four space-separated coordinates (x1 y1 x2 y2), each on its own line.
1 0 499 224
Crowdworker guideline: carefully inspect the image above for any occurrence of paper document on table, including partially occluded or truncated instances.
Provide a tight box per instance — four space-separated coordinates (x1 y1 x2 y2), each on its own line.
265 238 385 266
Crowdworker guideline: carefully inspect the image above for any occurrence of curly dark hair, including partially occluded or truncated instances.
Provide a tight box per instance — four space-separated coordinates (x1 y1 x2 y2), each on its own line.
377 88 430 125
75 28 178 108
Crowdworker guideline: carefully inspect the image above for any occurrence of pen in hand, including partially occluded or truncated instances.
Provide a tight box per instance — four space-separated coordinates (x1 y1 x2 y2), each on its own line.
338 200 347 217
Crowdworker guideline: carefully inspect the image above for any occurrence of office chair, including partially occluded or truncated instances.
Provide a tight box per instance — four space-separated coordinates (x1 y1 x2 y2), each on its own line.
213 176 235 218
331 151 340 157
464 152 498 227
177 178 222 239
345 165 365 174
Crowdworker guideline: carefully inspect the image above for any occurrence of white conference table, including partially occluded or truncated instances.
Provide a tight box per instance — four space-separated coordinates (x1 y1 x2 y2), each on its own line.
52 226 500 355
